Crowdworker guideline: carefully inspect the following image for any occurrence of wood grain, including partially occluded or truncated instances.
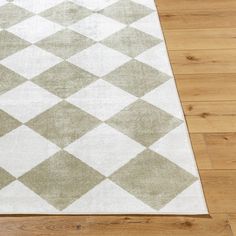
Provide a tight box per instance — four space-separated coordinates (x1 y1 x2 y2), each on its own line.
183 101 236 116
190 134 212 170
175 74 236 102
186 115 236 133
164 28 236 50
204 133 236 169
159 10 236 29
157 0 236 11
0 215 232 236
169 49 236 74
201 170 236 213
229 215 236 236
1 0 235 235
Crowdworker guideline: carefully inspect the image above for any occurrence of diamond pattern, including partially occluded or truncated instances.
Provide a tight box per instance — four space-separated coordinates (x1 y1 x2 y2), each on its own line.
63 179 156 213
65 124 145 176
8 15 63 43
104 60 170 97
27 101 101 148
69 13 125 41
0 31 30 60
72 0 119 11
102 27 161 57
0 65 26 95
0 3 32 29
110 150 197 210
0 0 206 214
1 45 63 79
0 125 60 177
107 100 183 146
19 150 104 210
0 109 21 137
32 62 97 98
41 1 91 26
68 43 131 77
132 0 157 10
13 0 65 14
66 79 137 121
0 181 58 213
0 81 61 122
100 0 153 24
142 79 184 119
36 29 94 59
0 167 15 190
131 12 164 39
136 42 174 76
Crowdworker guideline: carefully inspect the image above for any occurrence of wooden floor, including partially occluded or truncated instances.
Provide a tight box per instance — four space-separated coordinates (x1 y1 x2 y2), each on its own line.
1 0 235 235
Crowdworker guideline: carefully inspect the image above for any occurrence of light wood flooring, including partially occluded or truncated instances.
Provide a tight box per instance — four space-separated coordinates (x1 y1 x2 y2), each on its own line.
0 0 235 235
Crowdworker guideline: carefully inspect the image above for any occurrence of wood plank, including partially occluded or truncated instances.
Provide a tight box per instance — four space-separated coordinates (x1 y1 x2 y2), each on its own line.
204 133 236 170
0 215 232 236
169 49 236 74
1 0 236 235
175 74 236 102
201 170 236 213
183 101 236 116
229 214 236 236
164 28 236 50
156 0 236 11
190 134 212 170
186 115 236 133
184 101 236 157
189 125 236 170
159 10 236 30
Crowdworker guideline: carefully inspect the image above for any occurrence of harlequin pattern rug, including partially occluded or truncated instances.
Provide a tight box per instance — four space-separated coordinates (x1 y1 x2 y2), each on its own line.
0 0 207 214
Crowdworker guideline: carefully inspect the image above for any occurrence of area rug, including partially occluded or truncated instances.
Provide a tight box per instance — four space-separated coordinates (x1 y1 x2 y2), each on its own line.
0 0 207 214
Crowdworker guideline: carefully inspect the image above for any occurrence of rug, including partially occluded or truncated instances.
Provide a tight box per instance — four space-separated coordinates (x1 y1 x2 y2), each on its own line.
0 0 207 214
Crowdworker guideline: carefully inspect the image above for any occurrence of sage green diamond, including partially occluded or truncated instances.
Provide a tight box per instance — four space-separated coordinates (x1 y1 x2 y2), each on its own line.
104 60 170 97
0 31 30 60
0 167 15 190
100 0 153 24
107 100 183 146
0 65 26 95
0 110 21 137
110 150 197 210
102 27 161 57
40 1 91 26
0 3 32 28
36 29 94 59
27 101 101 148
32 62 97 98
19 151 104 210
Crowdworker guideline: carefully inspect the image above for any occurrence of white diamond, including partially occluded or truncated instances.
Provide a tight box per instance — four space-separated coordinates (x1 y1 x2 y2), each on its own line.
69 13 125 41
64 179 155 213
0 181 58 213
149 124 198 176
136 42 173 76
131 0 156 10
8 15 63 43
0 0 7 7
68 43 131 77
65 124 145 176
1 45 63 79
131 12 164 40
13 0 65 13
142 79 184 120
0 81 61 122
0 126 60 177
71 0 119 11
159 181 208 214
66 79 137 121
